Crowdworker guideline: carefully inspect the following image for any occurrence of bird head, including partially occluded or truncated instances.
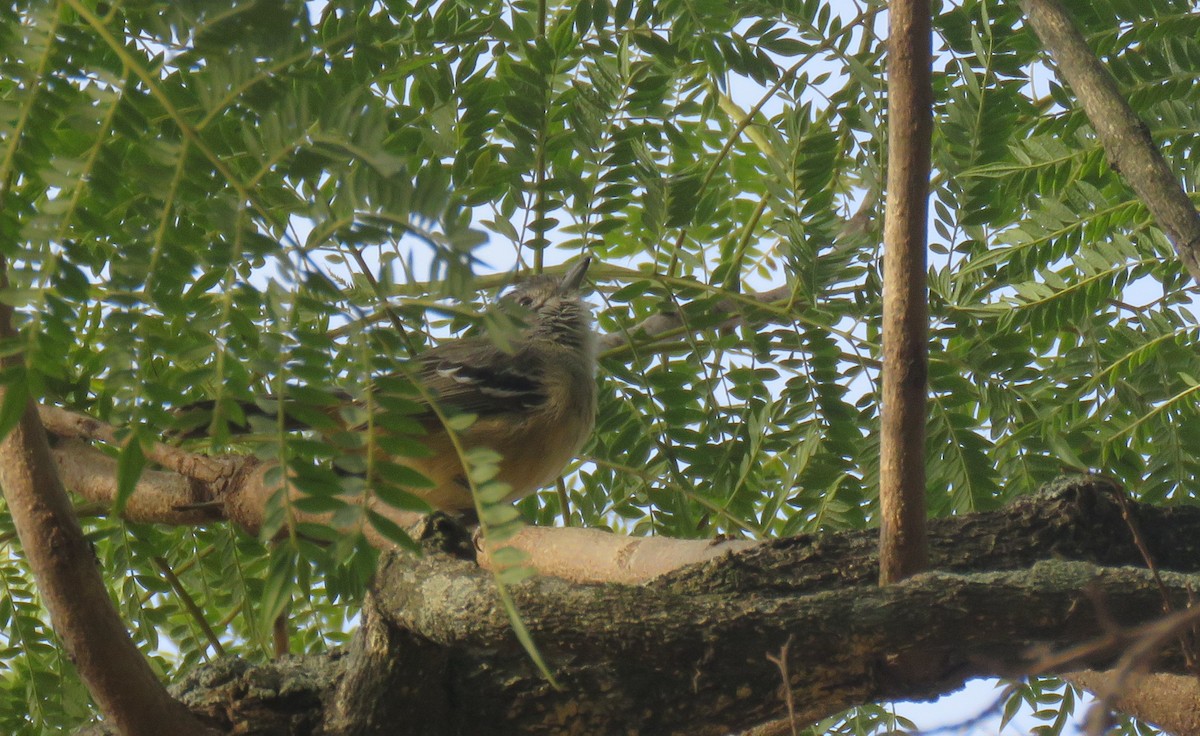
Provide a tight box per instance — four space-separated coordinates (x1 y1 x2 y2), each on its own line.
502 257 591 313
500 257 593 348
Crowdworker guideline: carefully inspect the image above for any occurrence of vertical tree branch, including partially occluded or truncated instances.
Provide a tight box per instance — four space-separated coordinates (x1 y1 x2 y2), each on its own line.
879 0 933 585
1021 0 1200 285
0 265 214 735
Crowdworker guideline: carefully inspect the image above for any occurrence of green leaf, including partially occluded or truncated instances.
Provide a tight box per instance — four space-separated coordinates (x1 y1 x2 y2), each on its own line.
366 510 420 552
372 478 433 513
0 370 28 443
445 413 477 431
113 431 147 515
259 546 297 636
495 582 559 689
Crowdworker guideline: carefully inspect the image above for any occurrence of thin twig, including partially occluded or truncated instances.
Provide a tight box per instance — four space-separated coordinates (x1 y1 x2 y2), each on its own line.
152 557 226 658
765 635 798 736
1104 480 1200 672
554 477 572 527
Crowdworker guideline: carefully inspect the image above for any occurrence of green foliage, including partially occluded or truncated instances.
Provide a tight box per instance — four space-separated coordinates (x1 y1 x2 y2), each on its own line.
0 0 1194 733
1000 677 1081 736
802 703 917 735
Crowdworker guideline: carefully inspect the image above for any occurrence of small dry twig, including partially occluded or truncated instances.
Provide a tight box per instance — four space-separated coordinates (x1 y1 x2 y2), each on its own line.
765 635 798 736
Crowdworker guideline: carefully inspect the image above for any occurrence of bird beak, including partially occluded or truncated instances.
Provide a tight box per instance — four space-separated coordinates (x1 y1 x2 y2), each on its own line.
558 256 591 293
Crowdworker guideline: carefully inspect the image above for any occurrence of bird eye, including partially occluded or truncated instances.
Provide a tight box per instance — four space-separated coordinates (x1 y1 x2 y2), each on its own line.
517 295 533 307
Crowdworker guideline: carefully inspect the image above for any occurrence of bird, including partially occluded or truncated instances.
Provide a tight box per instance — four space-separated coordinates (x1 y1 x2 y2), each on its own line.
187 257 597 514
389 256 597 511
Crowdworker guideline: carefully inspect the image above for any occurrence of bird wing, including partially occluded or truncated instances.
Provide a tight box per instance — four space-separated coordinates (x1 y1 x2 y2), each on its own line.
175 339 547 437
413 336 547 418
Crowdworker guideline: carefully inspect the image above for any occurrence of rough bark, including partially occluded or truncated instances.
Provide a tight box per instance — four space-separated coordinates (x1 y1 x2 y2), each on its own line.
121 478 1200 736
1021 0 1200 284
879 0 932 585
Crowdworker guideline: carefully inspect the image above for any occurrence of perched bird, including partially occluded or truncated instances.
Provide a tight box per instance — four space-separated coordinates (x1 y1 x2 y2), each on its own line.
394 256 597 511
187 257 597 513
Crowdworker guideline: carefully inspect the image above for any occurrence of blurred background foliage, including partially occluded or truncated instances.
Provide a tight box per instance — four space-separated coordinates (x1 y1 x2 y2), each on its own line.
0 0 1196 732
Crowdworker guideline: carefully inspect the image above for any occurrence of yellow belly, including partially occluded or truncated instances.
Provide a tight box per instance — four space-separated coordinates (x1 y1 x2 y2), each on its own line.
396 404 593 512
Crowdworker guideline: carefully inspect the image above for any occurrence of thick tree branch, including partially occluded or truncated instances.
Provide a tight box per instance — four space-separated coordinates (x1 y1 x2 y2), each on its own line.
1021 0 1200 284
52 439 222 525
51 436 423 548
40 402 1200 595
40 405 237 484
53 431 761 583
346 559 1191 735
151 478 1200 735
45 410 760 583
879 0 932 584
41 417 1200 730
